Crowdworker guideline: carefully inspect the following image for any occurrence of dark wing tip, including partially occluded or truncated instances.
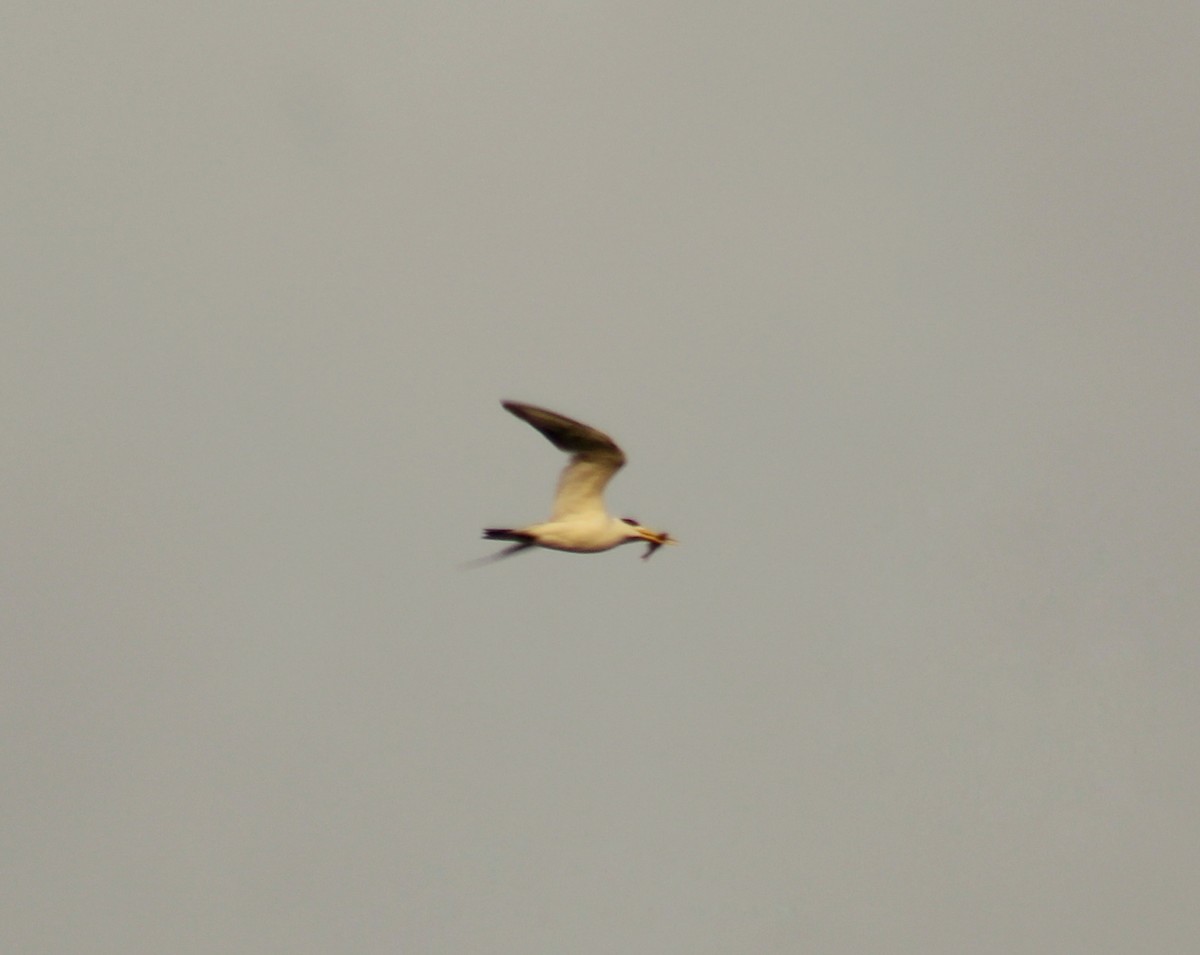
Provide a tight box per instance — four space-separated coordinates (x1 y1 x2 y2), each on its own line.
500 400 549 426
501 400 566 424
499 400 623 460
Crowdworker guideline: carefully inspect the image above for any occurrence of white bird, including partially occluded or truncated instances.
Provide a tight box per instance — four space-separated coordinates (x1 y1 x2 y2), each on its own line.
481 401 676 561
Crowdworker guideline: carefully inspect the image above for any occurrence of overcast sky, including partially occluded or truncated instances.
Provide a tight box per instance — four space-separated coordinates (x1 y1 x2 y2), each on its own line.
5 3 1199 953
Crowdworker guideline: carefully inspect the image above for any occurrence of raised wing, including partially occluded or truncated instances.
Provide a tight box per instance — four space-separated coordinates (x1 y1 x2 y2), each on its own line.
502 401 626 520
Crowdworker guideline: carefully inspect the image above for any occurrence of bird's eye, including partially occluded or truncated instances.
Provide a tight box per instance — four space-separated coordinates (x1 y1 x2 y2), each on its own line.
621 517 639 526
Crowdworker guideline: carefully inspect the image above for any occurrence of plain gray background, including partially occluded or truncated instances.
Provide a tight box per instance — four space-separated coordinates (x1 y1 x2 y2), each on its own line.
5 3 1198 952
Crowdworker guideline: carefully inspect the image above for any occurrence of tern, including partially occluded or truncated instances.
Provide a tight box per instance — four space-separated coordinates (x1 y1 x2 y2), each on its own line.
481 401 675 561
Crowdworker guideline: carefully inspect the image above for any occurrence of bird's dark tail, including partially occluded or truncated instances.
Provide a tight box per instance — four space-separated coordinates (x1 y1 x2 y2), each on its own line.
482 528 535 543
460 529 537 569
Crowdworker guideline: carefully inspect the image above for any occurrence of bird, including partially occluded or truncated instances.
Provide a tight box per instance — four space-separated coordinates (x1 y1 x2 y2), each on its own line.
480 401 675 562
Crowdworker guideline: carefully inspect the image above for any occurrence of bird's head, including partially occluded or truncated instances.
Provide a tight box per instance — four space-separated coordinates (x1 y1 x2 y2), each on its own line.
621 517 677 560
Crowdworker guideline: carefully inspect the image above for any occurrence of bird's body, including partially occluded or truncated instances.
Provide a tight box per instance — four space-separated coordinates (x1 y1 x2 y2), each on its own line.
481 401 674 561
486 515 637 554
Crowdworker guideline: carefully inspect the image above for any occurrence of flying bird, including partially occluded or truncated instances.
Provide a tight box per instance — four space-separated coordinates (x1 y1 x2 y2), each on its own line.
481 401 675 561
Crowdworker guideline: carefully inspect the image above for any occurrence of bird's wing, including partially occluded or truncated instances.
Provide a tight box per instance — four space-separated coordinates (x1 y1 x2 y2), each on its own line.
502 401 626 520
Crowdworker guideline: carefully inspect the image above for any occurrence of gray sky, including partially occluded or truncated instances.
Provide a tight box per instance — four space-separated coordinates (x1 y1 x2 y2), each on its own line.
5 3 1199 952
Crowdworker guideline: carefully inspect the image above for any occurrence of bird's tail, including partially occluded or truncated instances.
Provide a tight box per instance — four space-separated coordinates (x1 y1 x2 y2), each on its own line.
459 529 537 569
482 528 535 543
